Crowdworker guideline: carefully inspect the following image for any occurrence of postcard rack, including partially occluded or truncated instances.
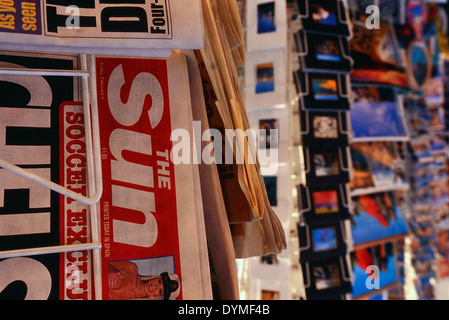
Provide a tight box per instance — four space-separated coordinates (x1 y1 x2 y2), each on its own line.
0 54 104 299
292 0 354 300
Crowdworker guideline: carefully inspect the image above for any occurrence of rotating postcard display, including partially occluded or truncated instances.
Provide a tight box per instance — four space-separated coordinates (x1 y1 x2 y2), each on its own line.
295 0 353 299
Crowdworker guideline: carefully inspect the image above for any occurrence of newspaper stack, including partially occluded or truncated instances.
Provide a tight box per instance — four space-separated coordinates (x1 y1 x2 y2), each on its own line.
0 0 204 57
197 0 287 259
0 50 214 300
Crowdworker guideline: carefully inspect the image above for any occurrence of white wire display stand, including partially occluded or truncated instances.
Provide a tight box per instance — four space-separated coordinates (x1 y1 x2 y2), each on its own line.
0 54 104 299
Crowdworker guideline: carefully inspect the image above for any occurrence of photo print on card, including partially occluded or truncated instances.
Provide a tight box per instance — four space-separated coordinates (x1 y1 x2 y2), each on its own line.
304 146 350 186
313 226 338 251
295 71 351 111
298 221 348 262
315 152 340 177
349 141 407 193
257 1 276 34
350 13 408 89
314 262 342 290
245 0 288 51
313 78 338 100
314 114 339 139
255 62 275 94
351 191 409 247
258 118 279 149
295 30 352 73
264 176 278 206
297 0 351 36
300 110 350 147
297 184 351 225
313 190 339 214
315 38 341 62
244 48 287 108
350 86 409 141
356 0 406 24
402 96 433 138
302 256 352 299
261 290 280 300
351 241 398 300
247 106 288 144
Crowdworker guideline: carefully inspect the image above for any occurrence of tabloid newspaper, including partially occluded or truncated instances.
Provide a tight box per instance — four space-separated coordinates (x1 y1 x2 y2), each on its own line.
0 0 203 57
0 50 212 300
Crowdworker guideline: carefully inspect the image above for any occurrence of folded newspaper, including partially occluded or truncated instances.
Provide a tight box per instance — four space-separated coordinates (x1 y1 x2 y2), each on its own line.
198 0 287 258
0 0 204 57
0 50 212 300
181 49 240 300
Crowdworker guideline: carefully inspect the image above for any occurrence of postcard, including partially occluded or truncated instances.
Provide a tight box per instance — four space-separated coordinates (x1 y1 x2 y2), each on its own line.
351 191 409 247
255 62 275 94
313 190 339 215
304 147 350 186
295 71 351 111
298 184 351 225
244 48 287 108
410 136 433 162
295 30 352 73
313 226 338 251
349 141 408 193
313 114 339 139
300 110 350 147
257 2 276 34
258 118 279 149
313 78 338 100
351 242 398 299
350 86 408 141
298 221 347 262
406 41 432 91
298 0 351 36
246 0 288 51
403 97 433 137
314 263 342 290
350 13 408 89
302 256 352 299
264 176 278 207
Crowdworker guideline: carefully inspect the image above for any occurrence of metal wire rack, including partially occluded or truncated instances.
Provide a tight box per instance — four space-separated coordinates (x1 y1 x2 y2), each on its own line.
0 54 103 299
